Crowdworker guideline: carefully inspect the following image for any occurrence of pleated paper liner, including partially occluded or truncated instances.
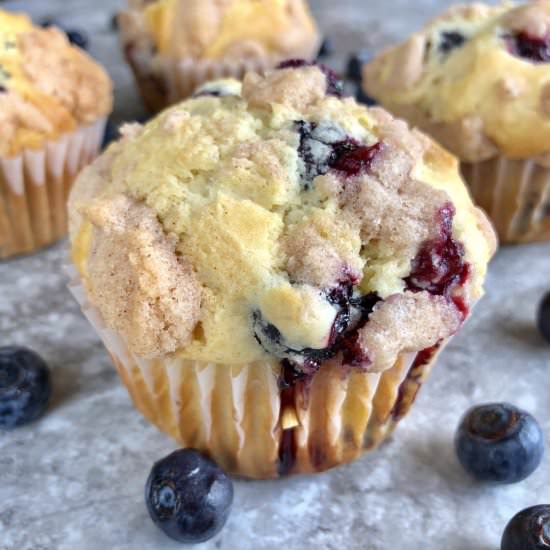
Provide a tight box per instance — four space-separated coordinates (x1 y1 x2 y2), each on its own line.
124 48 280 112
0 118 107 259
462 156 550 244
68 267 448 479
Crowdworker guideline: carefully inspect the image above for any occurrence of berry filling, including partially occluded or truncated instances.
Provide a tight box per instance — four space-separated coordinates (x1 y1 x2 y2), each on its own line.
438 31 467 55
277 59 344 97
391 344 439 421
405 202 470 317
507 31 550 63
254 284 381 380
295 120 383 188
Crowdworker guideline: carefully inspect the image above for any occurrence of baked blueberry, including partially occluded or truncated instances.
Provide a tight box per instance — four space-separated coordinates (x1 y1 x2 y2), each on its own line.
406 202 469 302
501 505 550 550
0 346 51 429
439 31 466 55
508 32 550 63
455 403 544 483
145 449 233 544
537 291 550 343
295 120 383 188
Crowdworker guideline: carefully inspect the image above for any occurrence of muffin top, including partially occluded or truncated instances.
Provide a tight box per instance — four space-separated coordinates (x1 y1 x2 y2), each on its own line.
121 0 320 61
69 62 495 375
0 11 112 158
363 1 550 164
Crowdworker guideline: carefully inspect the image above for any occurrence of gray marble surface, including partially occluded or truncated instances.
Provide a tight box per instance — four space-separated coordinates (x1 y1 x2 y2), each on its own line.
1 1 549 549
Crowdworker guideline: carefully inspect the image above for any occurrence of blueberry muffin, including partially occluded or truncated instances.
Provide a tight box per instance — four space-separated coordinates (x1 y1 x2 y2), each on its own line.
0 10 112 258
363 1 550 243
68 62 495 478
118 0 320 111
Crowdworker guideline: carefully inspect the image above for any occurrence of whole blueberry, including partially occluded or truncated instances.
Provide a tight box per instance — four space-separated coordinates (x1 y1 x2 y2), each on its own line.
537 291 550 344
501 505 550 550
455 403 544 483
0 346 51 429
145 449 233 544
346 49 372 82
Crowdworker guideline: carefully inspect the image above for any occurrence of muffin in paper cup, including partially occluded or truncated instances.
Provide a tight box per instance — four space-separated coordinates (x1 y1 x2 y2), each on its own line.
0 10 112 258
68 63 495 478
118 0 321 112
362 1 550 244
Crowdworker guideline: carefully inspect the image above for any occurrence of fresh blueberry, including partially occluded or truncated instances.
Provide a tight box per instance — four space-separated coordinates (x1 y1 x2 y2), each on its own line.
346 49 372 82
66 30 88 50
317 37 335 59
145 449 233 544
537 291 550 343
501 505 550 550
0 346 51 429
455 403 544 484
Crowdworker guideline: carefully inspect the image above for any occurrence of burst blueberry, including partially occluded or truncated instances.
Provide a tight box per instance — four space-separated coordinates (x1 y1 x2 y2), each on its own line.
501 505 550 550
145 449 233 544
455 403 544 484
0 346 51 429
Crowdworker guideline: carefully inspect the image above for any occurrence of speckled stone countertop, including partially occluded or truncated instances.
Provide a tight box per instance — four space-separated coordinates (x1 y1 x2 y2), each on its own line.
1 1 549 549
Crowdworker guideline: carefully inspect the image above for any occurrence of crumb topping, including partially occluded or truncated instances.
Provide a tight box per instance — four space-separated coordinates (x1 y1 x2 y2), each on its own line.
70 64 494 366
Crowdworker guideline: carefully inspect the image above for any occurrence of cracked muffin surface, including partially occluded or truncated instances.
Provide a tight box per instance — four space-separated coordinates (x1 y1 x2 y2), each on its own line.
363 1 550 164
69 63 495 374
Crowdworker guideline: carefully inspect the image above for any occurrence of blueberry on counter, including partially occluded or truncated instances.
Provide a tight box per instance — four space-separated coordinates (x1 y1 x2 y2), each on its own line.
145 449 234 544
346 49 372 82
0 346 51 429
537 291 550 343
455 403 544 484
501 505 550 550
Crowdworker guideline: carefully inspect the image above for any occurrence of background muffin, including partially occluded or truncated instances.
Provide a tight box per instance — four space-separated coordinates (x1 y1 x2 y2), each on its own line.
118 0 321 112
363 1 550 244
68 63 495 479
0 10 112 259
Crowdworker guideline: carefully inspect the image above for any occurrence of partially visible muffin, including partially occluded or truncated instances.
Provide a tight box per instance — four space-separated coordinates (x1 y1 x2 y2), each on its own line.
68 62 495 478
118 0 321 111
363 1 550 243
0 10 112 258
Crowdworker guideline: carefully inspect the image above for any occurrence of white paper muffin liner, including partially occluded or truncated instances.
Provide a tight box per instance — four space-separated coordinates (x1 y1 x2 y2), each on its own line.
67 265 449 479
0 118 107 259
461 156 550 244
